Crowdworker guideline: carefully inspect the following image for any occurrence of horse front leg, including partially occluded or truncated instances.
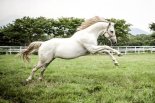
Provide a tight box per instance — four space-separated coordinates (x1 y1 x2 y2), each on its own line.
96 45 122 56
85 45 121 66
86 45 122 56
98 50 119 66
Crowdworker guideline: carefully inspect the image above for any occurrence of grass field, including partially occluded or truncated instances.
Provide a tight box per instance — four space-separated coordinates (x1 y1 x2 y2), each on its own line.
0 54 155 103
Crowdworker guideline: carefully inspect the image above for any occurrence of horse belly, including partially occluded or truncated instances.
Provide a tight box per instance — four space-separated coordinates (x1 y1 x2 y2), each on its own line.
55 43 87 59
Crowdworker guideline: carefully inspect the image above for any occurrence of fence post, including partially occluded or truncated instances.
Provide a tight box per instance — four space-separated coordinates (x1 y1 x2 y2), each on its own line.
151 46 153 53
20 46 22 52
6 47 8 55
125 47 127 54
143 46 144 53
9 47 11 55
117 47 119 51
135 47 136 53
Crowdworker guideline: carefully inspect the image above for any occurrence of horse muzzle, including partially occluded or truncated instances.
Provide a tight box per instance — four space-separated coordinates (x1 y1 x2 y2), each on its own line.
110 37 117 45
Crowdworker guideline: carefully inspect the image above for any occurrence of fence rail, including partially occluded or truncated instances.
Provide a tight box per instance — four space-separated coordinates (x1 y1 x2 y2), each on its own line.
112 46 155 54
0 46 26 54
0 46 155 54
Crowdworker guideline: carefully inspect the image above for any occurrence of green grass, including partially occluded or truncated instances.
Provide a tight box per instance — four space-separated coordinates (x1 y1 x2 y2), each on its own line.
0 54 155 103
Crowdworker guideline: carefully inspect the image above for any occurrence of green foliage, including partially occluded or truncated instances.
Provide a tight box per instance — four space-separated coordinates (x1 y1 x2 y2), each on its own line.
149 23 155 46
0 17 131 46
0 54 155 103
149 32 155 45
126 34 152 46
1 16 154 46
0 17 49 45
0 17 84 46
55 17 84 37
149 22 155 31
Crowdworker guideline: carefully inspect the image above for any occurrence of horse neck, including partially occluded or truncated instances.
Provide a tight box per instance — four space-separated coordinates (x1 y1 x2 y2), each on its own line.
86 22 108 38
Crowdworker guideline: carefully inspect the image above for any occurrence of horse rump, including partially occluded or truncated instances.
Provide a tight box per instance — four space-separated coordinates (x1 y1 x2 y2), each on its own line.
21 41 43 62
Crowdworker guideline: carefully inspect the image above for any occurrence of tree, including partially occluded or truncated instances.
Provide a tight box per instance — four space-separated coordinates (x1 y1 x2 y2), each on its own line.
0 17 132 46
126 34 151 46
149 22 155 45
149 22 155 31
55 17 84 37
0 17 84 45
149 32 155 45
1 17 51 45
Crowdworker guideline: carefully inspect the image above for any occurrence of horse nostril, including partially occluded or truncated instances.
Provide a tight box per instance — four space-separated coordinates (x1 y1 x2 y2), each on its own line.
112 41 117 45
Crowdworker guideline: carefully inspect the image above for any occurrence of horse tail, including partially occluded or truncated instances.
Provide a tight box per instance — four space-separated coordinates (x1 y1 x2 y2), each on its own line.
21 41 43 62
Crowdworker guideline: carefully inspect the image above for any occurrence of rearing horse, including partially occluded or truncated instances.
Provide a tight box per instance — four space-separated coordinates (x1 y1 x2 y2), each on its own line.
22 16 121 82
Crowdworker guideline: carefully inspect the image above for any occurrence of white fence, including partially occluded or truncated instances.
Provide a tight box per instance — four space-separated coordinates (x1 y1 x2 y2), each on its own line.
0 46 155 54
112 46 155 54
0 46 26 54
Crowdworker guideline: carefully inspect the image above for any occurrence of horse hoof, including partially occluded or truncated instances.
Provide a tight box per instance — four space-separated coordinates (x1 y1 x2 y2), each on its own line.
26 78 32 82
21 80 28 86
118 53 123 57
38 77 43 81
114 63 119 66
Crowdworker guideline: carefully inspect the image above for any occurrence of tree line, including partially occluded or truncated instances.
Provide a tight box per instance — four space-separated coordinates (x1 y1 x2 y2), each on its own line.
0 16 155 46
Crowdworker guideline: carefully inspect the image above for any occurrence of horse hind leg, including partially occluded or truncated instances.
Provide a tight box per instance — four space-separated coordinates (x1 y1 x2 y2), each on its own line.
26 61 44 82
38 58 55 81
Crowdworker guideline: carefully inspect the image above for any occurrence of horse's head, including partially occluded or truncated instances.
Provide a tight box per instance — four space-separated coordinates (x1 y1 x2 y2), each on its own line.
76 16 117 45
103 22 117 45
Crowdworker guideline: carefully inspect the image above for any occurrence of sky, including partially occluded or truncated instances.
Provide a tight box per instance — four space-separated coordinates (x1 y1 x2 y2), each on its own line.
0 0 155 32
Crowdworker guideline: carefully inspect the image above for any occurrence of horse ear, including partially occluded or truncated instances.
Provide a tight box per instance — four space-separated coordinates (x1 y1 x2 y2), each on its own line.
109 22 111 26
108 22 111 27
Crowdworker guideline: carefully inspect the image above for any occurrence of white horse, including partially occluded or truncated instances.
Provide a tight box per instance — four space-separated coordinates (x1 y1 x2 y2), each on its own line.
21 16 121 82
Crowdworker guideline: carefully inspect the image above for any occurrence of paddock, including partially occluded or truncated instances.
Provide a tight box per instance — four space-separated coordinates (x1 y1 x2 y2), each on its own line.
0 54 155 103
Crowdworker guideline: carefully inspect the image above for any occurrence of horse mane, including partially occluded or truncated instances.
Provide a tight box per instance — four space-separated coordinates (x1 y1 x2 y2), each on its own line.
77 16 108 31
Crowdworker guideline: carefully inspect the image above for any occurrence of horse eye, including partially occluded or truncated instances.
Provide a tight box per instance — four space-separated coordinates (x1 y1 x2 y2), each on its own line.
110 31 114 34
